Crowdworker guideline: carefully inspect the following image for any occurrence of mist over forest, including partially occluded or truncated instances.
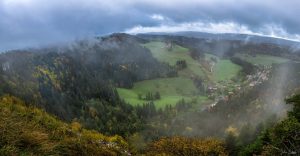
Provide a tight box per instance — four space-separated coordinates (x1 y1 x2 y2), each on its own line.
1 0 300 155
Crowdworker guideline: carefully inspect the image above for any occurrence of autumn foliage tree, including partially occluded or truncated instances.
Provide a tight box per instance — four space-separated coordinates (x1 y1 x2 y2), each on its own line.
146 136 228 156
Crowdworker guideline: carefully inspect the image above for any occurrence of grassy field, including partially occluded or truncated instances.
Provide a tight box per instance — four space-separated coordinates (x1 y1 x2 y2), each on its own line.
117 42 243 108
133 77 198 95
235 53 290 65
117 77 206 108
213 60 242 82
205 53 218 60
117 41 289 109
204 54 242 82
142 42 204 77
118 41 210 108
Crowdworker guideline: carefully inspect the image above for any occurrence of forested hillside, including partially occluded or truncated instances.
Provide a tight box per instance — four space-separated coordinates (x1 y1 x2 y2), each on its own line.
0 95 129 155
0 33 177 136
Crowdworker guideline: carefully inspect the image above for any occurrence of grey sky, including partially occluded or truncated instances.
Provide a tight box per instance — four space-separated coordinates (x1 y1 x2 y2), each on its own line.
1 0 300 51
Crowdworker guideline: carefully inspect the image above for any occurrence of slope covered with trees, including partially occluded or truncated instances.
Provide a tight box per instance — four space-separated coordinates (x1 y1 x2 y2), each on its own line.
239 94 300 155
0 95 129 155
0 33 177 136
0 95 231 155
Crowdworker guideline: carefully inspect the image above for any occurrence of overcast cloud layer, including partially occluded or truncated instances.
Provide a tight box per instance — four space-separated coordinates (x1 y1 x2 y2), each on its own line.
1 0 300 51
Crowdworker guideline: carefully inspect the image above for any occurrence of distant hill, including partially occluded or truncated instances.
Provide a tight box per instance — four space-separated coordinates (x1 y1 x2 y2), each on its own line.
137 33 300 60
138 31 300 49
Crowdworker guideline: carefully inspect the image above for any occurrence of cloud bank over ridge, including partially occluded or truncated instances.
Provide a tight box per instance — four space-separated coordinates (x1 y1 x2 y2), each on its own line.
1 0 300 51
